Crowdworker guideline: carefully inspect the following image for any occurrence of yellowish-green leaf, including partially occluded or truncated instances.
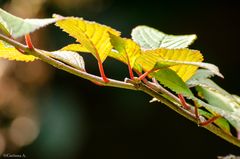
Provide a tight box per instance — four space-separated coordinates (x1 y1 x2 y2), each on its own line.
109 33 141 68
155 60 223 78
135 48 203 81
0 8 57 38
55 15 120 62
44 50 85 71
0 40 37 62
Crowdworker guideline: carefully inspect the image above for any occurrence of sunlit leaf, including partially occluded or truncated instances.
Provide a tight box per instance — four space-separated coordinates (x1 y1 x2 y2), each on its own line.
131 25 196 49
155 60 223 78
151 69 194 98
0 8 57 38
61 43 141 72
44 50 85 71
109 33 141 68
55 15 120 62
136 48 203 81
61 44 89 53
0 40 37 61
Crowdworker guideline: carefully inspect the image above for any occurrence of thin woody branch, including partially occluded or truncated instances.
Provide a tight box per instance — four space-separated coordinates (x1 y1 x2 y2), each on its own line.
0 32 240 148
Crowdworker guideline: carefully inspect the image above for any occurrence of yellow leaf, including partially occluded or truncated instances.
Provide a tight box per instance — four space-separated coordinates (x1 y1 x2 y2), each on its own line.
109 33 141 68
0 41 37 62
55 16 120 62
136 48 203 81
61 44 89 53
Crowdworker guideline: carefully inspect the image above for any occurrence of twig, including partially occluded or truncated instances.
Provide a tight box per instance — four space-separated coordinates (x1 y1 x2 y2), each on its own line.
0 33 240 148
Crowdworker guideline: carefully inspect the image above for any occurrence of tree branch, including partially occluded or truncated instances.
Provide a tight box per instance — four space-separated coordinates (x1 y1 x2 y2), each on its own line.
0 33 239 148
0 34 136 90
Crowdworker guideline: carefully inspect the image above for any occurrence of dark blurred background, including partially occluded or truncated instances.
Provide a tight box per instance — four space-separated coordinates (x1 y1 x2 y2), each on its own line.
0 0 240 158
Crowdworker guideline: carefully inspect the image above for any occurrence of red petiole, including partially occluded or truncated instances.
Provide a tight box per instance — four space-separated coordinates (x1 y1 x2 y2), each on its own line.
178 94 190 110
199 115 221 126
25 34 34 49
138 69 156 81
97 60 109 83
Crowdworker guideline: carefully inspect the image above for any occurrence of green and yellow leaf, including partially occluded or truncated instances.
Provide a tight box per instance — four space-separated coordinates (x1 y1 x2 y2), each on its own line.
135 48 203 81
55 15 120 62
0 40 37 62
109 33 141 68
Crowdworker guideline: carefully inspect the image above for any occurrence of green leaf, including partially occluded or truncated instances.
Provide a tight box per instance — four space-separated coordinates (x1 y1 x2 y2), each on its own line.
55 15 120 62
196 87 240 132
151 68 194 98
0 40 37 61
131 25 196 49
109 33 141 68
44 50 85 71
0 8 57 38
188 78 231 98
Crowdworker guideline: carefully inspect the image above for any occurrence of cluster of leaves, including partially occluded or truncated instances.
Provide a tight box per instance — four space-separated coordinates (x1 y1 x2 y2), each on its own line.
0 8 240 141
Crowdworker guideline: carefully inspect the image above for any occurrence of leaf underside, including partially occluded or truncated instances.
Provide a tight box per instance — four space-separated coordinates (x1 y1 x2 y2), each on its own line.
44 50 85 71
